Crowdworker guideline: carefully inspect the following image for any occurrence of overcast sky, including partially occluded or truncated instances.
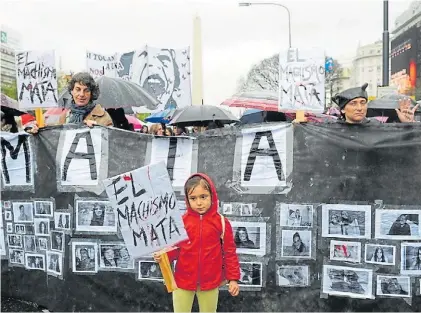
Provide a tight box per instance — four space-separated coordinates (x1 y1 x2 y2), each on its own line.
0 0 413 106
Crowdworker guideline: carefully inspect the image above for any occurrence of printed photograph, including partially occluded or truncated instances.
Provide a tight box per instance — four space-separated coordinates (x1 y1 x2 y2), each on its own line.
238 262 262 287
8 234 22 248
322 265 373 299
401 242 421 275
375 209 421 240
365 244 395 265
330 240 361 263
25 253 46 271
6 223 13 233
4 201 11 209
54 212 71 230
34 201 54 217
37 237 48 251
47 251 63 276
75 200 116 233
99 244 134 269
14 224 26 235
34 218 50 236
376 275 411 298
51 231 64 252
5 210 12 221
9 249 24 265
322 204 371 239
138 261 163 281
241 203 253 216
72 242 98 273
12 202 34 223
276 265 309 287
280 203 313 227
24 235 37 252
232 221 267 256
281 230 312 259
222 203 233 215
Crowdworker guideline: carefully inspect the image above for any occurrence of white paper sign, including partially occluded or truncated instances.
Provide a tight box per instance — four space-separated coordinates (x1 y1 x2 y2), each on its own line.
0 132 33 186
0 207 5 256
15 50 58 108
86 51 120 79
278 48 325 112
60 129 102 186
150 137 193 188
103 162 188 258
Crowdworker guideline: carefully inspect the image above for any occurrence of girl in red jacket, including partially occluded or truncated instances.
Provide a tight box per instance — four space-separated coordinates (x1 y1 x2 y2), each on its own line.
154 173 240 312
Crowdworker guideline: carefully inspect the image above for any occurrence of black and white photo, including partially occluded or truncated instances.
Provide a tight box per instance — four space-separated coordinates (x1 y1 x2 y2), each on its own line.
14 224 25 235
322 265 373 299
4 201 11 209
401 242 421 275
99 244 134 269
34 201 53 217
25 253 46 271
34 218 50 235
75 200 116 233
281 230 311 259
37 237 48 251
365 244 395 265
241 203 253 216
322 204 371 239
5 210 12 221
276 265 309 287
24 235 36 252
375 209 421 240
9 248 24 265
238 262 262 287
222 203 233 215
330 240 361 263
54 212 71 230
280 203 313 227
6 223 13 233
51 231 64 252
12 202 34 223
376 275 410 298
8 234 22 248
232 221 267 256
138 261 163 281
72 242 98 273
47 251 63 275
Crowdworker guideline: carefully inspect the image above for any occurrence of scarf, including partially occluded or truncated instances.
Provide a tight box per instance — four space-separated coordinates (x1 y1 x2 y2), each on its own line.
68 102 96 124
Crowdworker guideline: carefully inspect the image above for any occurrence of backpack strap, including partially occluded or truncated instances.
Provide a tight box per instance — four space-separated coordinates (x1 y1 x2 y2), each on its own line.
219 213 225 242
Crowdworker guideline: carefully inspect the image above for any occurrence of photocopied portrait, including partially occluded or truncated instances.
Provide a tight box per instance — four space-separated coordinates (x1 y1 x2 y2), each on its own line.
279 203 313 227
12 202 34 223
375 209 421 240
329 240 361 263
6 223 13 233
72 242 98 273
8 234 22 248
5 210 12 221
23 235 36 252
365 244 395 266
281 230 312 259
222 203 233 215
276 265 309 287
376 275 410 298
138 261 163 281
34 200 53 217
47 251 63 276
232 221 267 256
34 218 50 236
401 242 421 275
54 212 71 230
238 262 262 287
99 244 134 269
241 203 253 216
14 224 25 235
75 200 117 233
51 231 64 252
37 237 48 251
9 249 24 265
25 253 46 271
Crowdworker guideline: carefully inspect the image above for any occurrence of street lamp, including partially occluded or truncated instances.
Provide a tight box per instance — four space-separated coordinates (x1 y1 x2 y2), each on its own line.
239 2 292 48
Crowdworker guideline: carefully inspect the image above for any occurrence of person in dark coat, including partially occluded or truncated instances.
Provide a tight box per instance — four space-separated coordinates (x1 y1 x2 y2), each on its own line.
388 214 411 236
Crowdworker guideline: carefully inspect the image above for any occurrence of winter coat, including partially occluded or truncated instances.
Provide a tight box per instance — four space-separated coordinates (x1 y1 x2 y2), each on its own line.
167 173 240 291
58 104 113 126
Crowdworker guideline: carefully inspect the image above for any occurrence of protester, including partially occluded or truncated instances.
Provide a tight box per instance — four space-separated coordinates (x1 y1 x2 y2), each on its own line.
141 125 149 134
1 110 38 134
59 72 113 127
154 174 240 313
395 97 420 123
165 127 174 136
175 126 188 136
149 123 164 135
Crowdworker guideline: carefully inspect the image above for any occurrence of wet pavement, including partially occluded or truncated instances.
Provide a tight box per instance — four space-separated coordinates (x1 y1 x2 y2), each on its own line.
1 297 46 312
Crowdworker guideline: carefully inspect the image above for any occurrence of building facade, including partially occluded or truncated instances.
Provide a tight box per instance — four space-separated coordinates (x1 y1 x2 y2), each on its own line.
1 25 22 86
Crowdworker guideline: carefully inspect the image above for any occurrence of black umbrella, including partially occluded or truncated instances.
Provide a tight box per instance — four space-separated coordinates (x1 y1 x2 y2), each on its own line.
58 76 160 114
168 105 239 127
1 93 27 116
367 94 421 123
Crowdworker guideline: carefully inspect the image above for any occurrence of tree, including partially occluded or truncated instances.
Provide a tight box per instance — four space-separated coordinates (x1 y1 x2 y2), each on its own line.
1 81 18 100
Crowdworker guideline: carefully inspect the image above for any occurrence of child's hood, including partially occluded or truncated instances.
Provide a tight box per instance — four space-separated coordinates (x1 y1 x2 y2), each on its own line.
184 173 219 216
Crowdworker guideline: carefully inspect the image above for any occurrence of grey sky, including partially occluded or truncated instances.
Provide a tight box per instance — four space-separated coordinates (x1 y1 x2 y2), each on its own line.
0 0 412 106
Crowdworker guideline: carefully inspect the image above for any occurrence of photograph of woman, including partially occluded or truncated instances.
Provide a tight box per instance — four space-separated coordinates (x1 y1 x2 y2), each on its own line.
34 218 50 236
51 231 64 252
90 203 105 226
234 227 256 249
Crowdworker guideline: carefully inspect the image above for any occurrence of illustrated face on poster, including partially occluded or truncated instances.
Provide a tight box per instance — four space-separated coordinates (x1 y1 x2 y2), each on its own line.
12 202 34 223
138 261 163 281
34 201 53 217
8 234 22 248
23 235 36 252
9 248 24 265
99 244 134 269
276 265 309 287
25 253 46 271
322 204 371 239
46 251 63 276
14 224 26 235
322 265 373 299
401 242 421 275
279 203 313 227
241 204 253 216
34 218 50 235
329 240 361 263
281 230 312 259
75 200 116 233
5 210 12 221
365 244 395 265
231 221 266 256
54 212 71 230
51 231 64 252
37 237 48 251
375 209 421 240
238 262 262 287
376 275 411 298
72 242 98 273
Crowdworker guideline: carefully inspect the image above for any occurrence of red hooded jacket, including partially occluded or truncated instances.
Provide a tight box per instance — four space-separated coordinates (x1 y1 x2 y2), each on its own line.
167 173 240 291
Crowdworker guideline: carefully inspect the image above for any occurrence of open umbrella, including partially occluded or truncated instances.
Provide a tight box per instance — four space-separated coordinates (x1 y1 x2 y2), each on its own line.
1 93 27 116
125 115 143 131
169 105 239 127
145 107 176 124
58 76 160 114
367 94 421 123
221 90 279 112
240 109 288 124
